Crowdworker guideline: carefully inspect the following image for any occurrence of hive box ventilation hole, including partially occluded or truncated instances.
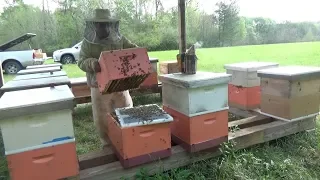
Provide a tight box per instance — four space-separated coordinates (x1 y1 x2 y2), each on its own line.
96 48 153 94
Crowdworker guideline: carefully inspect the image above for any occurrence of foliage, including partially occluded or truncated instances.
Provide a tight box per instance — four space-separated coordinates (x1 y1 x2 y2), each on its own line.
0 0 320 55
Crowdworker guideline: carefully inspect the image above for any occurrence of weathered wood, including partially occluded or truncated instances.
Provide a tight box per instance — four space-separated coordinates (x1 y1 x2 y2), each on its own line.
228 115 274 129
178 0 186 54
159 61 179 74
229 107 259 118
0 62 3 88
78 116 316 180
73 84 162 105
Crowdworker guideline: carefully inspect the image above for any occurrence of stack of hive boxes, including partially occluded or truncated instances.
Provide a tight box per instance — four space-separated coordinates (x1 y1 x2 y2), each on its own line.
159 72 231 152
97 48 174 168
224 62 279 110
0 64 79 180
257 66 320 121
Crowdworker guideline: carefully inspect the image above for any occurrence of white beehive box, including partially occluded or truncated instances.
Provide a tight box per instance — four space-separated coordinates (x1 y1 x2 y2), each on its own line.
224 61 279 87
17 66 61 75
0 85 75 153
159 72 231 117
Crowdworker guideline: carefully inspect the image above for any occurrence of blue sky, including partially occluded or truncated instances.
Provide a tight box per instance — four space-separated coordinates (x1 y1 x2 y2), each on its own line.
1 0 320 23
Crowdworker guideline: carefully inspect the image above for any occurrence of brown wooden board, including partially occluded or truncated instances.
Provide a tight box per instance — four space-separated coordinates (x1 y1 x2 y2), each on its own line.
77 110 316 180
17 66 61 75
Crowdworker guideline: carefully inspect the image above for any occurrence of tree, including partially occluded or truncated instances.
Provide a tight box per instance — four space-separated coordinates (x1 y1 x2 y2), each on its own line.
213 0 240 46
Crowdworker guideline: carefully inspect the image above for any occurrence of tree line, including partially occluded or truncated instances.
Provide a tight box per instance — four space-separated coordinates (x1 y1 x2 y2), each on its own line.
0 0 319 55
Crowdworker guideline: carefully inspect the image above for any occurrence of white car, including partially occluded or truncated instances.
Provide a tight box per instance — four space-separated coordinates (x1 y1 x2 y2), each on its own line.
53 41 82 64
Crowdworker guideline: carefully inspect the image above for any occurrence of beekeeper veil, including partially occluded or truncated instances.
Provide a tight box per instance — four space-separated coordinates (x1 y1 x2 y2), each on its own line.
84 9 122 45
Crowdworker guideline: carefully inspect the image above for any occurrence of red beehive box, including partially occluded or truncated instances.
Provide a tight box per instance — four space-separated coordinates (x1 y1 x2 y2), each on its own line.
96 48 153 94
106 104 173 168
228 84 261 110
6 140 79 180
163 106 228 153
140 58 159 87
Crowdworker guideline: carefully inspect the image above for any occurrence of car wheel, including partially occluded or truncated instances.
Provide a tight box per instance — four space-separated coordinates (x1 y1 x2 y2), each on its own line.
61 54 75 64
3 60 22 74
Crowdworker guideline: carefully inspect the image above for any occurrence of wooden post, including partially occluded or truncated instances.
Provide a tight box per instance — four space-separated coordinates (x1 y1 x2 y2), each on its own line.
178 0 186 54
0 62 4 88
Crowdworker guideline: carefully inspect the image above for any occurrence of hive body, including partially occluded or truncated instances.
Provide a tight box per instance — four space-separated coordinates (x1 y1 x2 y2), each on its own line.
0 85 78 180
140 58 159 87
96 48 153 94
258 66 320 121
107 104 173 168
224 61 279 110
159 72 231 152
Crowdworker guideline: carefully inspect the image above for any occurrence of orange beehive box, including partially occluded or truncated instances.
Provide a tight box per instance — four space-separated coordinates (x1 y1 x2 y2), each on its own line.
140 58 159 87
96 48 153 94
228 84 261 110
163 106 228 153
6 139 79 180
106 104 173 168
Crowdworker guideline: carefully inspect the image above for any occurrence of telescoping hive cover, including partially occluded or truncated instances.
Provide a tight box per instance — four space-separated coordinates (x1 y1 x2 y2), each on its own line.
96 48 153 94
113 104 173 128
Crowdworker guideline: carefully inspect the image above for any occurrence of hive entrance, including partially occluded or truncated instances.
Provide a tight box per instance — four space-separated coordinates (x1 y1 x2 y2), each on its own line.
113 104 173 128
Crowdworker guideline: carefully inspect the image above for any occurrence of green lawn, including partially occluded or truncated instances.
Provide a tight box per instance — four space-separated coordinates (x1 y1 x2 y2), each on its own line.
1 41 320 179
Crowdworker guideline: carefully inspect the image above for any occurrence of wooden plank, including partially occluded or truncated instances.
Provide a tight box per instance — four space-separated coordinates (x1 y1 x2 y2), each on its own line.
0 61 3 88
78 117 315 180
178 0 186 54
229 107 259 118
228 115 274 129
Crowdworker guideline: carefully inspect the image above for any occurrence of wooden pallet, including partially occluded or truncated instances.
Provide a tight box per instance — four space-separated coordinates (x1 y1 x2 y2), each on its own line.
75 108 316 180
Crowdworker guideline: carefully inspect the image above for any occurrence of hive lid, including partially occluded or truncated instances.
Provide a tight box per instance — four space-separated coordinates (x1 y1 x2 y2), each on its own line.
13 71 67 81
0 76 71 94
158 71 231 88
17 66 61 75
26 63 62 70
114 104 173 128
224 61 279 72
149 57 159 63
0 85 74 120
70 77 87 86
257 66 320 81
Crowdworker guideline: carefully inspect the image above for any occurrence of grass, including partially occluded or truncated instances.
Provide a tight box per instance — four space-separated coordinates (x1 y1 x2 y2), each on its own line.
1 41 320 179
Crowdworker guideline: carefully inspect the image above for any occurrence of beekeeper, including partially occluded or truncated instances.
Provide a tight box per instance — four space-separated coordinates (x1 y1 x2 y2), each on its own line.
78 9 138 148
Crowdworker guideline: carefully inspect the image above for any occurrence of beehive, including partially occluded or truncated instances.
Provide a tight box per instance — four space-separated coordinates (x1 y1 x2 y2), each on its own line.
107 104 173 168
96 48 152 94
0 85 78 180
159 60 179 75
70 77 90 97
257 66 320 121
224 61 279 110
159 72 231 117
163 106 228 153
17 66 61 75
140 58 159 87
26 63 63 70
13 71 67 81
0 75 71 97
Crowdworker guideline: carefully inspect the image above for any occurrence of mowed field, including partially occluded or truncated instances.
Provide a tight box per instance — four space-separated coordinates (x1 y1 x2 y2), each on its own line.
1 41 320 179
